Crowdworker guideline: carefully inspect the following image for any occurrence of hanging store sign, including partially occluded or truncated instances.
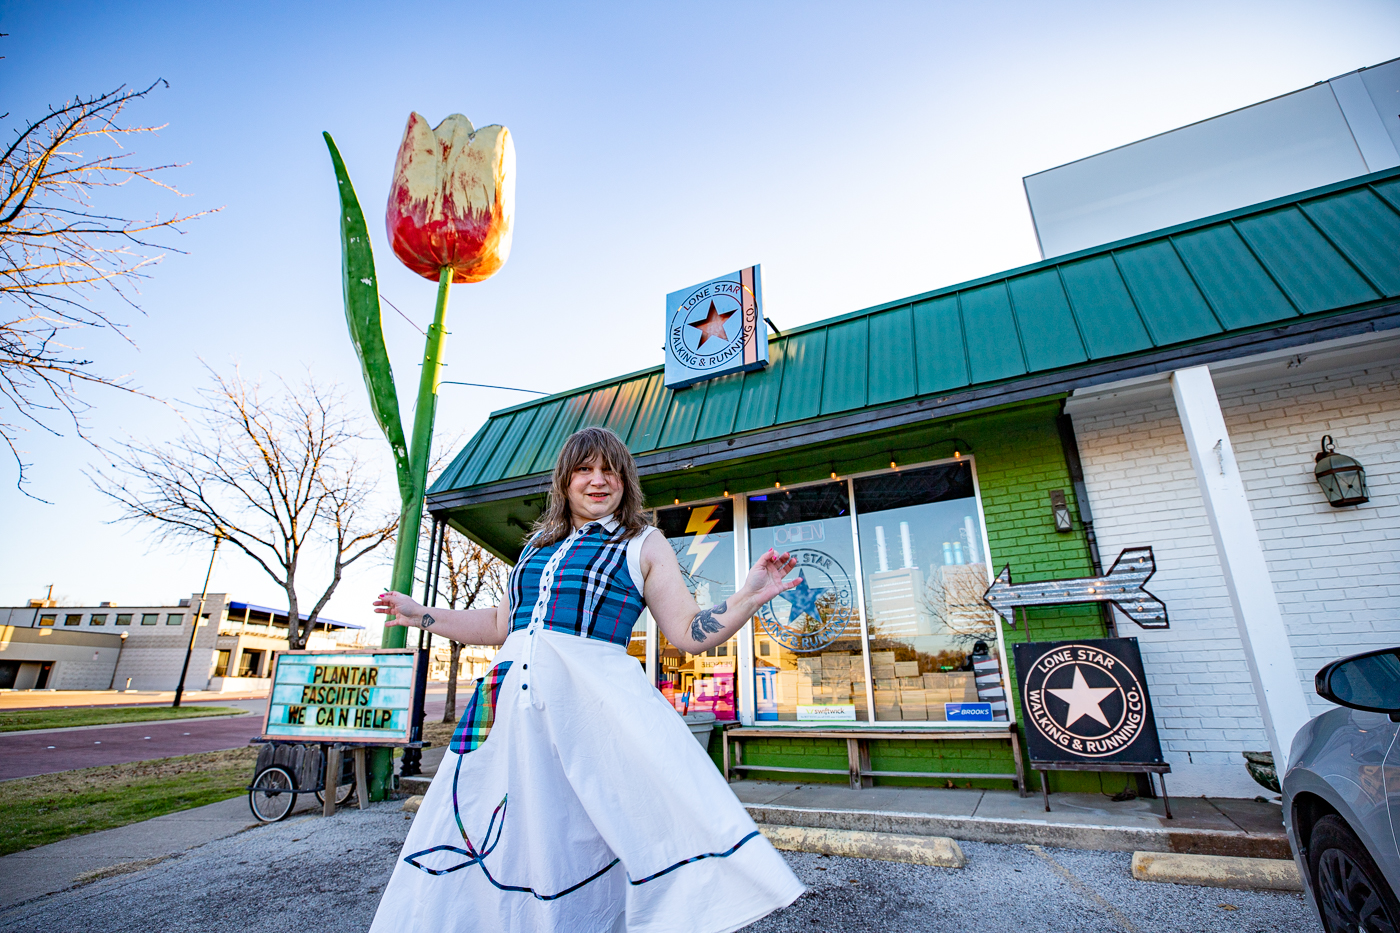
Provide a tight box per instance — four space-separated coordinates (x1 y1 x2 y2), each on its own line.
982 546 1168 629
664 265 768 389
260 649 420 745
1013 638 1165 766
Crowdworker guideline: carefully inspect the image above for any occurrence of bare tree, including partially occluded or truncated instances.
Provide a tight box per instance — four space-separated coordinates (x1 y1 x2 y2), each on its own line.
432 528 506 722
1 81 213 491
91 367 396 649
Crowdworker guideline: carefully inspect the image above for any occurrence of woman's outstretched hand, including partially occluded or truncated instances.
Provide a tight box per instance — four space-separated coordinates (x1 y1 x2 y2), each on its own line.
373 590 424 628
742 549 801 605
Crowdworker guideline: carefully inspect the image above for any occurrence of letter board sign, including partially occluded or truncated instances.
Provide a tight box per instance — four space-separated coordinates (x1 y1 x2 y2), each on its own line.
664 265 768 389
1013 638 1165 766
259 648 420 745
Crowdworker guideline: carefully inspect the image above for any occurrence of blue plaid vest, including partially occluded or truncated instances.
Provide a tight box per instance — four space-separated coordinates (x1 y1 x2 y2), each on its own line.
507 520 646 647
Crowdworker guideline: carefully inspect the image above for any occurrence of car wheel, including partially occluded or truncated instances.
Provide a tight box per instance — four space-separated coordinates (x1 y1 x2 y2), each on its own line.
1309 814 1400 933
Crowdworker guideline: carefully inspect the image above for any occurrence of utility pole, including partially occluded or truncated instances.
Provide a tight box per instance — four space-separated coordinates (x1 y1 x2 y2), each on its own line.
174 535 222 708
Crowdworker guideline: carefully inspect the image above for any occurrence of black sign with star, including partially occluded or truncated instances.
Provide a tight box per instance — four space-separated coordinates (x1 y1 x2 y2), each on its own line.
1013 638 1165 766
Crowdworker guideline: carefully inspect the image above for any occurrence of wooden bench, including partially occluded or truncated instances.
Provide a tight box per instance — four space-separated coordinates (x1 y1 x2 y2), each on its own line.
721 725 1027 796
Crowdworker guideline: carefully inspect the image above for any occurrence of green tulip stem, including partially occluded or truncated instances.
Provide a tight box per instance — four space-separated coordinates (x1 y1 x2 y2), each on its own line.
383 265 454 648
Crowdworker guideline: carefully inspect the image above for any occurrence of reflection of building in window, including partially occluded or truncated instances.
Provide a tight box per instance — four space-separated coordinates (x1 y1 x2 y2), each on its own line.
868 521 934 638
869 567 933 637
866 521 936 639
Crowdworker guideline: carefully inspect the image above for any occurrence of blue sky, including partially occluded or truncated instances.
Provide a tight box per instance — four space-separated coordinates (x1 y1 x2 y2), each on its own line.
2 1 1397 632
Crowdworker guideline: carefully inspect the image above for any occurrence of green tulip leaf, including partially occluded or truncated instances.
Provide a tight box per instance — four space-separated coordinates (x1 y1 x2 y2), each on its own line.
324 131 413 503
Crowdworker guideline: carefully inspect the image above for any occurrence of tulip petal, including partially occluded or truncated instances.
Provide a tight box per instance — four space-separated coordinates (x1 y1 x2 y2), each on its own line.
386 112 515 283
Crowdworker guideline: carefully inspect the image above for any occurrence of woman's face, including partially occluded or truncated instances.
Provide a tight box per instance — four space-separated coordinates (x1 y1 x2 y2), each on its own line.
566 454 622 527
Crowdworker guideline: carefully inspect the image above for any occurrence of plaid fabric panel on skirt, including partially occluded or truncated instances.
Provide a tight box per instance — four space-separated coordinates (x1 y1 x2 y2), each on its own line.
450 661 514 754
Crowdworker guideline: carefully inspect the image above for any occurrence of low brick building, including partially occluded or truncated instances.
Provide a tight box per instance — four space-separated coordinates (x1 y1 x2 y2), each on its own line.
0 595 366 693
425 164 1399 798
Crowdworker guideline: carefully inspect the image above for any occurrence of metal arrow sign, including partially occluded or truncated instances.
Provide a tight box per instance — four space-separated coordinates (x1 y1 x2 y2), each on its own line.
982 546 1168 630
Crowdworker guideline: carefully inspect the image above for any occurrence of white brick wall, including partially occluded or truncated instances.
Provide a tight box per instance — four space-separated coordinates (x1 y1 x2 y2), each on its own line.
1070 357 1399 797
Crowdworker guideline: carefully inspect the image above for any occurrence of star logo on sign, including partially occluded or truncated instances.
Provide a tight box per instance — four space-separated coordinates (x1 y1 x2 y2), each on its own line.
687 300 735 349
1046 666 1116 728
780 572 826 623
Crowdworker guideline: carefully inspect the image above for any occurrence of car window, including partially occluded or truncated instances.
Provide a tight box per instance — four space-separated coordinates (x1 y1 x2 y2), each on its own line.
1331 651 1400 709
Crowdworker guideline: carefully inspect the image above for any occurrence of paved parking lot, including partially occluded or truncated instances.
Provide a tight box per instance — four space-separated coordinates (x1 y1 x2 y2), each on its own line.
0 800 1315 933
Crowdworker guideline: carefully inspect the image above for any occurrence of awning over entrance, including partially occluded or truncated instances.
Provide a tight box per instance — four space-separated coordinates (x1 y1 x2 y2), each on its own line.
430 167 1400 559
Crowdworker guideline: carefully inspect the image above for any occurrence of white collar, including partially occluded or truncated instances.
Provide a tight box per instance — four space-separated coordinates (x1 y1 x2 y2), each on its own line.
573 514 618 535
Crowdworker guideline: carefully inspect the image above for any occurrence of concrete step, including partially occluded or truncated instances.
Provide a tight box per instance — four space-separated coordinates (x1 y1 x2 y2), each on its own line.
737 781 1289 860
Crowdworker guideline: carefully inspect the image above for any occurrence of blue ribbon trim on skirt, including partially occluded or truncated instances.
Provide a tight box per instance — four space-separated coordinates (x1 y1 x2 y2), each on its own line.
626 831 762 885
403 743 762 898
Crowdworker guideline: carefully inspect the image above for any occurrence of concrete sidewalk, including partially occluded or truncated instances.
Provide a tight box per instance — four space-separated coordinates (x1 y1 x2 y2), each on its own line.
735 781 1289 859
0 793 311 909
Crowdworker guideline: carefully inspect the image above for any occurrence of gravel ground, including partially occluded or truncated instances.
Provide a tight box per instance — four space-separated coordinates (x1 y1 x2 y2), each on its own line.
0 803 1317 933
749 845 1315 933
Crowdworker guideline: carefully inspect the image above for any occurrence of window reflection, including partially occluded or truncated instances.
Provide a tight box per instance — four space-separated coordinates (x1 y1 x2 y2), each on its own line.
748 482 866 722
854 462 1006 723
654 501 738 720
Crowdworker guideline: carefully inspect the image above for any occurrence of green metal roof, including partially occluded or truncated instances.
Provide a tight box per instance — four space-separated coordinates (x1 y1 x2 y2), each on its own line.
432 167 1400 502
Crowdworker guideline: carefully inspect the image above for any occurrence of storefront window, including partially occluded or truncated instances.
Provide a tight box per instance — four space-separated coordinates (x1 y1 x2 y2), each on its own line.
214 649 231 677
654 500 739 720
237 649 263 677
747 482 865 722
853 460 1007 723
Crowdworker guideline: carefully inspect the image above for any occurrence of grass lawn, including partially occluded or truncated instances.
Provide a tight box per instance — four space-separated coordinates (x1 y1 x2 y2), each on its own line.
0 747 258 856
421 718 456 749
0 705 247 733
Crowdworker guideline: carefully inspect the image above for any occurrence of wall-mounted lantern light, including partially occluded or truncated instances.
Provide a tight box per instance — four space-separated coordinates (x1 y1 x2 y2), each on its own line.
1314 435 1368 507
1049 489 1073 532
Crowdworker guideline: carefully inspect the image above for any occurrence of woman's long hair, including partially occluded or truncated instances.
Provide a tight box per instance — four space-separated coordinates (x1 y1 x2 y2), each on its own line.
529 427 650 547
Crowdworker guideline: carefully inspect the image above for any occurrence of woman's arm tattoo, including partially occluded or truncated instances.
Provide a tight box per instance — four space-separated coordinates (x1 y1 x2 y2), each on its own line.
420 613 436 630
689 600 728 645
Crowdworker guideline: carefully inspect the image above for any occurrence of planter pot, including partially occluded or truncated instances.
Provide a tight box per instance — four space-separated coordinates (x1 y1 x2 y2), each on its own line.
682 711 717 749
1242 750 1280 793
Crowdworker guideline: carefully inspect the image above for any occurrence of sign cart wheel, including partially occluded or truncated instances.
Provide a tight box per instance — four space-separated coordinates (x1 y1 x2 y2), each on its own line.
249 765 298 822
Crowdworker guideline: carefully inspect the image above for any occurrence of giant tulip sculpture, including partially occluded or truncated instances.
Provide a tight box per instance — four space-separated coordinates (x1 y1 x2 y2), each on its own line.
325 113 514 655
387 112 515 283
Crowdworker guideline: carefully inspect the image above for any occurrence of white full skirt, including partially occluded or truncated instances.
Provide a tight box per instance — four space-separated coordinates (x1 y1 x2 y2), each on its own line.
369 628 804 933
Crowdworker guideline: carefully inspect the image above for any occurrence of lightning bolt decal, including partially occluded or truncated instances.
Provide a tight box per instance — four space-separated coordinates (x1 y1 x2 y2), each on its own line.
684 505 721 575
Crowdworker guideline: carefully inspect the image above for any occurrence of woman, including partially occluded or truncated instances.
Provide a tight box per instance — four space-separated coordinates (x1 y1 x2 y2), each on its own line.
370 426 805 933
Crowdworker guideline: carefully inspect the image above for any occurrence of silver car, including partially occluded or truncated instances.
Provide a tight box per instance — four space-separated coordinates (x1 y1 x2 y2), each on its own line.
1283 646 1400 933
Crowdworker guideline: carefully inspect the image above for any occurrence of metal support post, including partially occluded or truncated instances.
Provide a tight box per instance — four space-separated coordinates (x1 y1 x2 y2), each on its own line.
402 517 444 777
174 535 222 708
